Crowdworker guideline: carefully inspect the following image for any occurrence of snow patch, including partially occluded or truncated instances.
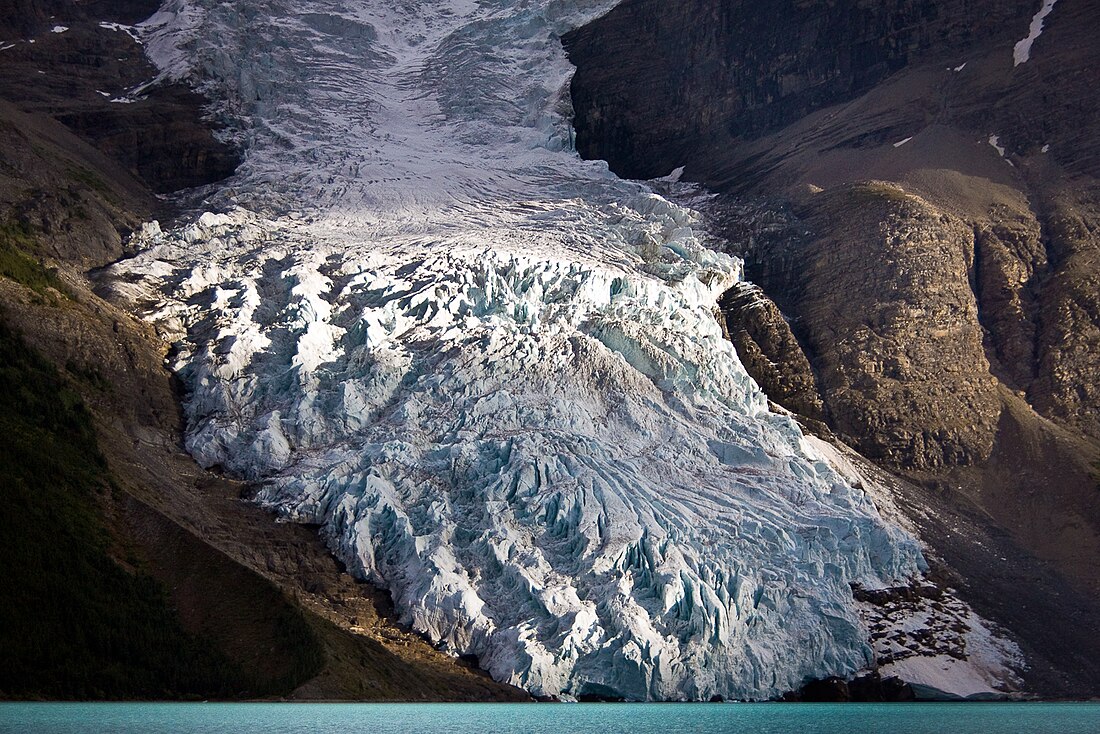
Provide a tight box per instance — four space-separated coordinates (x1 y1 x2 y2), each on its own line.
809 435 1024 699
953 62 967 72
892 137 913 148
656 166 685 183
99 21 142 42
1014 0 1058 66
50 25 68 34
988 135 1016 167
874 604 1023 699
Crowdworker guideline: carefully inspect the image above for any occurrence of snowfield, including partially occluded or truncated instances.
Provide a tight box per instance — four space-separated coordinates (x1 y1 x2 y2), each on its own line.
105 0 931 700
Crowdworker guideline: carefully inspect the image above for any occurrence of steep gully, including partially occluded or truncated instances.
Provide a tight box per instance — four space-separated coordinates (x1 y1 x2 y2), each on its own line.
565 0 1100 696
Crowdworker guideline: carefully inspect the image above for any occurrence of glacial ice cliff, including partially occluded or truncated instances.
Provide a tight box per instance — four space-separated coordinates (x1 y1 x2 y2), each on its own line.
105 0 926 700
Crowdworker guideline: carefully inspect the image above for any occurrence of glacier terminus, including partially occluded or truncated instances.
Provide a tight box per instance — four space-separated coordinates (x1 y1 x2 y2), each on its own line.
104 0 934 700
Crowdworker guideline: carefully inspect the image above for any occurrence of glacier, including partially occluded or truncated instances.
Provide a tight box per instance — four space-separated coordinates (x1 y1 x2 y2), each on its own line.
104 0 927 700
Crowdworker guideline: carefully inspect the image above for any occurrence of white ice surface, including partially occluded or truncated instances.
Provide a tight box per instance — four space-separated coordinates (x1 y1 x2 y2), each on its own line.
99 22 143 42
106 0 927 701
657 166 686 183
1014 0 1058 66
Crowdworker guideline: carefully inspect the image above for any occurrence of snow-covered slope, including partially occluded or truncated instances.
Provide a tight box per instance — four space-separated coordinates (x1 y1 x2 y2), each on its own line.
105 0 927 700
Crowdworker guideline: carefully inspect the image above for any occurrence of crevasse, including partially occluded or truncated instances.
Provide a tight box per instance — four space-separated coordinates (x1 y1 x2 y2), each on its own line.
105 0 926 700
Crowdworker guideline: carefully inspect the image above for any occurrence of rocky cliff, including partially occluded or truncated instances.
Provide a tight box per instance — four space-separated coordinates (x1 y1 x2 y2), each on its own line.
567 0 1100 697
566 0 1038 181
0 1 238 194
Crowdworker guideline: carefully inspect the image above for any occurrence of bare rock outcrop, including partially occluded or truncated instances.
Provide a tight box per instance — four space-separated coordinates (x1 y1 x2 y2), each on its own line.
563 0 1034 181
738 183 1001 470
0 4 239 194
1030 189 1100 441
973 211 1045 390
719 281 824 422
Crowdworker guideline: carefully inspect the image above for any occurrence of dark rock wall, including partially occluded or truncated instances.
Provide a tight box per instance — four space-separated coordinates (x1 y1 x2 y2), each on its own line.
564 0 1033 180
0 1 162 38
1031 190 1100 440
719 281 825 422
739 183 1002 469
0 99 154 266
0 2 239 194
973 212 1045 390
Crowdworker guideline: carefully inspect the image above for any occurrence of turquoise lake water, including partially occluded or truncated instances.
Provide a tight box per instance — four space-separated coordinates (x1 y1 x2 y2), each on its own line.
2 702 1100 734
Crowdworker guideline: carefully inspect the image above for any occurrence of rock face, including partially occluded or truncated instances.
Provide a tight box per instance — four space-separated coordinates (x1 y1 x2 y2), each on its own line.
563 0 1034 181
0 2 239 193
795 672 915 703
743 183 1001 470
1030 189 1100 440
566 0 1100 697
718 282 824 422
973 210 1045 390
0 98 154 266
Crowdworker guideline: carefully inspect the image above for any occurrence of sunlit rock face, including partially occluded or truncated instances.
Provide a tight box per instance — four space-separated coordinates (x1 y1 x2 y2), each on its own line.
105 0 925 700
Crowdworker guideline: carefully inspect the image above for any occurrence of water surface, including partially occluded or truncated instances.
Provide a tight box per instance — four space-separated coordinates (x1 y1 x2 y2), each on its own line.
3 702 1099 734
